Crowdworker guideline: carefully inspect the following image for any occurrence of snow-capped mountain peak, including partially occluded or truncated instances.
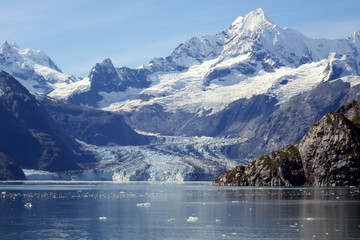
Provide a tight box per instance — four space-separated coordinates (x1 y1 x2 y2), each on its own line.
0 41 62 72
89 58 121 92
57 9 360 114
230 8 274 33
0 41 21 60
0 41 78 94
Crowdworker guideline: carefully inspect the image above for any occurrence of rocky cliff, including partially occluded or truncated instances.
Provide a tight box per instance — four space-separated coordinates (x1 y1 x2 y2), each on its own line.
0 70 81 175
0 153 26 181
213 104 360 187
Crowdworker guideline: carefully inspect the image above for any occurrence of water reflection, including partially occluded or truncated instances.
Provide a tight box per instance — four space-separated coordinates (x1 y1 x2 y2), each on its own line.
0 183 359 239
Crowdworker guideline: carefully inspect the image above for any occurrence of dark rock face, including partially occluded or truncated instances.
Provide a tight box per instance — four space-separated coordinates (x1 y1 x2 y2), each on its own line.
0 153 26 181
260 80 351 152
116 66 151 89
297 113 360 186
90 58 123 93
39 97 151 146
0 70 80 172
70 59 151 107
124 94 279 138
122 104 195 136
213 107 360 187
337 99 360 128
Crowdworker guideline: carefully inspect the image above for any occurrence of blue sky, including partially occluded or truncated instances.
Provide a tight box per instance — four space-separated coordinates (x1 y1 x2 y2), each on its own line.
1 0 360 77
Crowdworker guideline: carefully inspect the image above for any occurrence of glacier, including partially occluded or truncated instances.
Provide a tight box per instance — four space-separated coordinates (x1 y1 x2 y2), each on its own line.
24 135 248 182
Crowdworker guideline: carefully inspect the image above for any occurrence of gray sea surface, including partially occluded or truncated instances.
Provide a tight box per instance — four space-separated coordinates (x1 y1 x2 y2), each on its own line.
0 181 359 239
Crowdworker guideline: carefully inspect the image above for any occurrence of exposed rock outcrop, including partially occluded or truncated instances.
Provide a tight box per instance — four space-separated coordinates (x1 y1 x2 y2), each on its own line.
213 105 360 187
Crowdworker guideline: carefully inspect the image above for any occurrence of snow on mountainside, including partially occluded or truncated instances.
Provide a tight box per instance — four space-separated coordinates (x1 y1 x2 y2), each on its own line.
54 8 360 116
0 41 79 94
4 9 358 115
1 9 359 111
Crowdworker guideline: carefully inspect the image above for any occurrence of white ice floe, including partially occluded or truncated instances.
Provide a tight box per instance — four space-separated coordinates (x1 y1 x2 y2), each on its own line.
136 202 151 207
24 203 32 208
186 216 198 222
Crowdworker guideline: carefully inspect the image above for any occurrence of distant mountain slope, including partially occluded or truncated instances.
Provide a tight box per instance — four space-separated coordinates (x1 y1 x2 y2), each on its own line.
38 96 151 146
213 101 360 187
0 70 81 172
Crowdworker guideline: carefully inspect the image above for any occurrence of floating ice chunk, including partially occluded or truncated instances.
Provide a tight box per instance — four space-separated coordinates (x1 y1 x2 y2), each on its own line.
187 216 198 222
306 217 315 221
136 202 151 207
1 192 5 195
215 219 221 222
168 218 176 222
99 217 107 221
24 203 32 208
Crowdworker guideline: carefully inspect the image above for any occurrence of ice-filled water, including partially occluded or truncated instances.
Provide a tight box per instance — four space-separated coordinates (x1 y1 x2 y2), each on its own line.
0 182 359 240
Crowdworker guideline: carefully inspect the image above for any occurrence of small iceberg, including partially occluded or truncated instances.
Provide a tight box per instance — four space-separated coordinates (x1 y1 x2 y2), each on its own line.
136 202 151 207
187 216 198 222
24 203 32 208
99 217 107 221
168 218 176 222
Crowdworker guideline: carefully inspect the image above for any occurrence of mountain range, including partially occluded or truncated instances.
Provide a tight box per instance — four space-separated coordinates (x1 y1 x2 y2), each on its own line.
0 9 359 183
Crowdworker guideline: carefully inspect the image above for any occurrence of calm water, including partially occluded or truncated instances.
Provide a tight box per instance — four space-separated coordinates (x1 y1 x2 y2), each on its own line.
0 182 359 240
